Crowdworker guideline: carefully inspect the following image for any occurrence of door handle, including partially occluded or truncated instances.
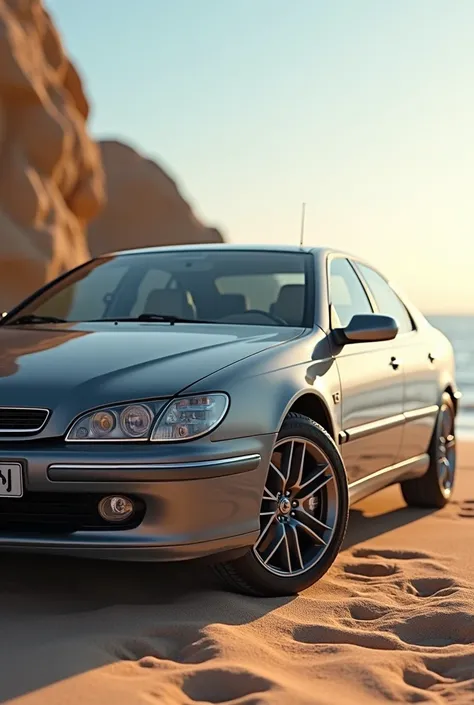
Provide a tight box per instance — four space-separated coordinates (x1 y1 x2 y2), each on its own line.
390 356 401 370
428 352 436 363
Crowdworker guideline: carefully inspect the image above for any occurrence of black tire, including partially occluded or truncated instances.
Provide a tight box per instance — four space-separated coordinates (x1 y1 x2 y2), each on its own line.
214 413 349 597
400 392 456 509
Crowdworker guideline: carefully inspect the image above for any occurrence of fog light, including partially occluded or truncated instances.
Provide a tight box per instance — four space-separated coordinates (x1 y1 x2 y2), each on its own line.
98 495 134 522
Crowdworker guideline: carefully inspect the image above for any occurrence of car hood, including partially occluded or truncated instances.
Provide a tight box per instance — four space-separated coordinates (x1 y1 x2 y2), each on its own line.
0 322 303 410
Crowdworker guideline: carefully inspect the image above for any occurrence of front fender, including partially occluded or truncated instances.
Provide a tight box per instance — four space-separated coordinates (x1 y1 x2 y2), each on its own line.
275 387 336 438
180 329 342 442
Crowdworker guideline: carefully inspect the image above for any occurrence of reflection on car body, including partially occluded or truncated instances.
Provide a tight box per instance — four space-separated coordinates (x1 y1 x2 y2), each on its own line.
0 244 460 596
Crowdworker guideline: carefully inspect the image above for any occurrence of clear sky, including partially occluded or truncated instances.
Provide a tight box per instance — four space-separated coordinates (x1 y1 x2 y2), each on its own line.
47 0 474 314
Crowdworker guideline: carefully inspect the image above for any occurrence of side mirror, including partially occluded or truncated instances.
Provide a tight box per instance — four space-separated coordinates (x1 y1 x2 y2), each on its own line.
332 313 398 345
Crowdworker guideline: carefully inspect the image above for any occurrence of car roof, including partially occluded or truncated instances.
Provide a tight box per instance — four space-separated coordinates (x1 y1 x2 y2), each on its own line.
106 242 359 260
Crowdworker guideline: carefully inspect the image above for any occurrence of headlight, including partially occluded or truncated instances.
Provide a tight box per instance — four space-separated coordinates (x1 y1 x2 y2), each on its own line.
66 401 161 441
65 394 229 442
151 394 229 442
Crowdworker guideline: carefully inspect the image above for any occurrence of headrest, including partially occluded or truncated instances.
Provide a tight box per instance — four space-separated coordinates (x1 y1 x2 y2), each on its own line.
216 294 248 318
272 284 305 326
143 289 196 320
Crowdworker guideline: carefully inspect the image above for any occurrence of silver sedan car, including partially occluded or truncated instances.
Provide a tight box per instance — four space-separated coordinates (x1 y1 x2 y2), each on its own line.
0 245 460 596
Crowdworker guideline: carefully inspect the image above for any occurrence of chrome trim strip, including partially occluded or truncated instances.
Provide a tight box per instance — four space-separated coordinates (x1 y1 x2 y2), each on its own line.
65 436 149 443
404 404 439 421
338 430 348 445
344 413 405 442
47 453 262 482
342 404 439 443
0 406 50 433
49 454 261 471
348 453 429 504
348 453 428 490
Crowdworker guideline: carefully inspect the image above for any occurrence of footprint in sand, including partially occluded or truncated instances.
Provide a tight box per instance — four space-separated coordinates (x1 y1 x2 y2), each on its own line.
352 548 432 560
422 651 474 684
180 667 274 704
343 547 463 606
347 600 389 621
408 576 459 599
401 648 474 699
343 548 438 580
345 547 452 583
292 622 399 650
402 665 447 691
392 609 474 647
458 499 474 518
343 560 399 578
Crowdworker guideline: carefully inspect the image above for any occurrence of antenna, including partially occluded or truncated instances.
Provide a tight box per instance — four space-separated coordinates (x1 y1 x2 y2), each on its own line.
299 202 306 246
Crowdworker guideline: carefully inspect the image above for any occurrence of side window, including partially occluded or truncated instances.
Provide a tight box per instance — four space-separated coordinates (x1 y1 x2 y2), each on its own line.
329 257 373 327
356 264 414 335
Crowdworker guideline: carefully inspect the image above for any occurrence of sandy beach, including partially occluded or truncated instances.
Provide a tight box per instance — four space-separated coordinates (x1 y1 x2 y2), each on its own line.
0 442 473 705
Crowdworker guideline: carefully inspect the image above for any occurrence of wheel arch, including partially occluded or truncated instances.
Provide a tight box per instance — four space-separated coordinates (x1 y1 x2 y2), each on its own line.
443 384 459 415
279 390 335 440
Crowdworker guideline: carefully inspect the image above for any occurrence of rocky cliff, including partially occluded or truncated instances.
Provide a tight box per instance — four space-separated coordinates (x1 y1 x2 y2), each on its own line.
0 0 105 310
0 1 223 311
87 140 223 258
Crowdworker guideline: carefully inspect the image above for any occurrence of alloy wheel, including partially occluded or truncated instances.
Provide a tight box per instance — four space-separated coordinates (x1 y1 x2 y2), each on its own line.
253 436 339 577
437 404 456 494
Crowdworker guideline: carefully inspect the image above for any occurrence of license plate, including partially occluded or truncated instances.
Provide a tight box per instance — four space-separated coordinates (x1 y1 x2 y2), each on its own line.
0 463 23 497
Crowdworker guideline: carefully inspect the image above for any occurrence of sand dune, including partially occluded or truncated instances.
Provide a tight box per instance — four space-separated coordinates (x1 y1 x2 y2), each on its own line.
1 443 474 704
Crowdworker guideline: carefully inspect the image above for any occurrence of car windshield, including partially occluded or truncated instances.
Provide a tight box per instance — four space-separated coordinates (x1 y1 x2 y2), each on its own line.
5 249 314 328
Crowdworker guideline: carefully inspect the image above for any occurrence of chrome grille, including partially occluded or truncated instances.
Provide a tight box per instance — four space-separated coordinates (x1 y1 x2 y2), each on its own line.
0 407 49 433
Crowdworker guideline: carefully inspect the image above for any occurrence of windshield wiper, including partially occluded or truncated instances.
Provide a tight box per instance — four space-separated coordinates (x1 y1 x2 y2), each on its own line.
5 314 67 325
93 314 214 325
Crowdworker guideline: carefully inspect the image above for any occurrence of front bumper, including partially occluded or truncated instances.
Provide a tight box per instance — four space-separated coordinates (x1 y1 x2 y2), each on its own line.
0 434 276 561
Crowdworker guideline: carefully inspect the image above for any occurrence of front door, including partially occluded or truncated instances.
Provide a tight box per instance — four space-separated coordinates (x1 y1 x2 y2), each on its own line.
354 262 439 462
328 256 405 484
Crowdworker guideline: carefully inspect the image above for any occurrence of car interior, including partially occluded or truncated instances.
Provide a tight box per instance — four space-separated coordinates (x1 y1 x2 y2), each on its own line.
18 251 312 328
141 281 307 326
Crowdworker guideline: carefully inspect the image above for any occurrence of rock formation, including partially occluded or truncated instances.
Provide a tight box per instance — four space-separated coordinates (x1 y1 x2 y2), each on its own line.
0 1 222 311
87 140 223 258
0 0 105 310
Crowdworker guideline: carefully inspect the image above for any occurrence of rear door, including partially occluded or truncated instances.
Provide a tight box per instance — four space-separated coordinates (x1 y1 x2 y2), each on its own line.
329 256 405 484
354 263 439 461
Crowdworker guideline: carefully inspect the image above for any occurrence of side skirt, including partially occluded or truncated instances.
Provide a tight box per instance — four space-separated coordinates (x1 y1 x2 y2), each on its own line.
348 453 429 506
